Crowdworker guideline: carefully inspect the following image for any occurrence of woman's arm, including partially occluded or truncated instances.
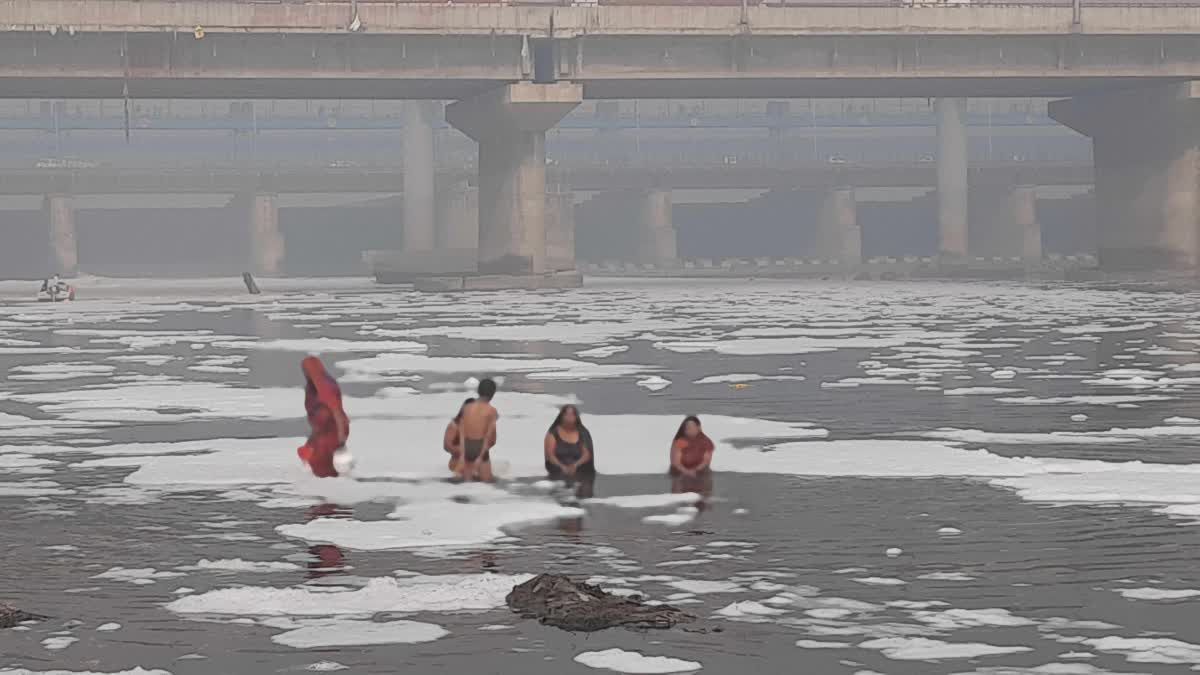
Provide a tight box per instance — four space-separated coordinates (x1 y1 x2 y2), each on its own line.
570 442 592 475
670 439 688 474
695 444 715 473
443 423 459 454
545 433 567 472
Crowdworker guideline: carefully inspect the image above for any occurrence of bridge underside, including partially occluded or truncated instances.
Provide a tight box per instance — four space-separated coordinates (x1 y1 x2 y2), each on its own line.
0 33 1197 99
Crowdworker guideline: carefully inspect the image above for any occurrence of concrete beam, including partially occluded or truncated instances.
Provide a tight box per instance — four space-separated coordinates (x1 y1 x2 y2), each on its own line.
8 1 1200 36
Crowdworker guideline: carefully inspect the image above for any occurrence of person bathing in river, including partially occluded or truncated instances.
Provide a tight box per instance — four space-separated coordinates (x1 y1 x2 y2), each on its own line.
443 398 475 474
456 379 498 482
670 416 714 478
544 404 594 481
297 355 349 478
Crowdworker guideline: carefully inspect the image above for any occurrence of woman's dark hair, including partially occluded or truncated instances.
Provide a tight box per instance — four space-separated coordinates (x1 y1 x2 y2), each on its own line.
674 415 702 441
453 398 475 423
550 404 584 432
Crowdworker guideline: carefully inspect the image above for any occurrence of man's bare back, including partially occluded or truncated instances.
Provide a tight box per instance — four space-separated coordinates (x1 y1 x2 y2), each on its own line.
456 378 498 481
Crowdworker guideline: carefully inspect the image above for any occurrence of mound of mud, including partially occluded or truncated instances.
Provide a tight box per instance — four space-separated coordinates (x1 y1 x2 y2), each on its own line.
506 573 694 632
1 601 44 628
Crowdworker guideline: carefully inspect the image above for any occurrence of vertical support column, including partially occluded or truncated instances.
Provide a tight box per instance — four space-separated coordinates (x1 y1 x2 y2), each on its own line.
637 188 676 264
936 98 969 260
44 194 77 276
403 101 437 253
819 186 861 264
1050 83 1200 271
248 193 283 276
1010 185 1042 264
446 83 582 277
545 189 577 272
436 180 479 252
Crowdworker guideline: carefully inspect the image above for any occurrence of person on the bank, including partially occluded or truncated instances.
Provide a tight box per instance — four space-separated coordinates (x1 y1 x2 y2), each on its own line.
669 415 714 478
457 379 499 482
544 404 594 480
297 355 349 478
444 398 475 474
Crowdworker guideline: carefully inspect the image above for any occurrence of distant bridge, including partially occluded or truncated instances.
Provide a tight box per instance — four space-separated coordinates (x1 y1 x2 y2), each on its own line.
0 161 1093 195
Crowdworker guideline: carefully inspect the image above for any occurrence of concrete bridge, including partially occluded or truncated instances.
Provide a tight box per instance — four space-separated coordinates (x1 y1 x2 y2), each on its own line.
4 0 1200 280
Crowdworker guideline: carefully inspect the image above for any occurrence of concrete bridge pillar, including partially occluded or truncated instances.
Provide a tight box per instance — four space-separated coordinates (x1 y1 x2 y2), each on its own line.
1011 185 1042 264
43 194 77 276
545 189 577 272
818 186 861 264
936 98 969 260
246 193 283 276
1050 82 1200 271
446 82 582 276
436 180 478 252
403 101 437 253
638 188 676 264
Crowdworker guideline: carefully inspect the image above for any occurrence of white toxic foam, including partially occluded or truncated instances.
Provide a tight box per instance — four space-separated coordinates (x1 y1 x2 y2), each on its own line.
8 363 115 381
637 376 673 392
1116 587 1200 601
574 648 702 674
339 352 649 382
1084 636 1200 666
585 493 700 509
167 573 531 616
277 496 583 551
183 559 301 574
860 637 1032 660
271 618 448 648
694 373 806 385
216 338 427 354
943 387 1024 396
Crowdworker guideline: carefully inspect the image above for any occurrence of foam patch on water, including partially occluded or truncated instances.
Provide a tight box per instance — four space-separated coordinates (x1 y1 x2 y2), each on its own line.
93 567 186 585
216 338 427 354
694 373 806 385
182 559 301 574
574 648 702 673
943 387 1023 396
585 494 701 509
16 383 299 423
270 618 448 648
338 352 652 383
167 573 531 616
0 671 170 675
8 363 115 381
860 637 1032 660
1115 587 1200 601
1083 636 1200 666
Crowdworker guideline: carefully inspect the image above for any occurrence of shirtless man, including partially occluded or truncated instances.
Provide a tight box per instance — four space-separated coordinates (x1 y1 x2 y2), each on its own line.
457 379 498 482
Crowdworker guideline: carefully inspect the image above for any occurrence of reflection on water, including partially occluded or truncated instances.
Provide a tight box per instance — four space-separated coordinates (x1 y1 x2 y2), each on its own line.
305 503 348 579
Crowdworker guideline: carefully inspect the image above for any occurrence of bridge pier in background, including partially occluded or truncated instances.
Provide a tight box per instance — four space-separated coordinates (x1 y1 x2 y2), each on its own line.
403 101 437 253
43 194 77 277
446 82 583 279
1050 82 1200 271
818 185 861 265
244 193 284 276
637 188 677 265
936 97 969 261
545 189 577 272
436 180 478 252
1011 185 1042 264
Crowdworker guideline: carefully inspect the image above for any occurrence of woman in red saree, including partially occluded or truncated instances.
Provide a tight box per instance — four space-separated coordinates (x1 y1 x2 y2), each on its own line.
297 356 349 478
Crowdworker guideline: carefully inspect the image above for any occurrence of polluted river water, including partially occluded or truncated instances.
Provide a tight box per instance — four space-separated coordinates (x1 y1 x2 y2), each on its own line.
2 277 1200 674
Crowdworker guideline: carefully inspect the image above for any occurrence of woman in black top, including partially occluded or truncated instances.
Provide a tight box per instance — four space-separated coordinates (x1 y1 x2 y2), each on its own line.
544 404 595 480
